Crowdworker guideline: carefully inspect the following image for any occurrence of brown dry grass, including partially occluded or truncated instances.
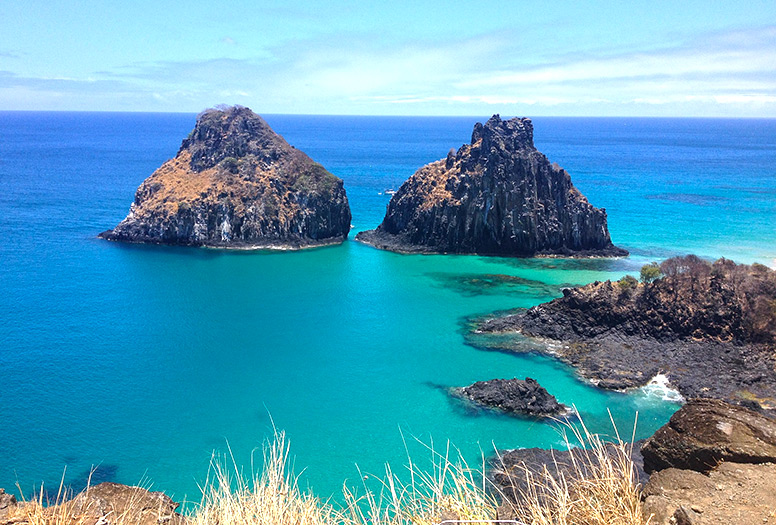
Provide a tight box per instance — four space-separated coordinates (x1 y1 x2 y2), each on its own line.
5 421 647 525
495 417 647 525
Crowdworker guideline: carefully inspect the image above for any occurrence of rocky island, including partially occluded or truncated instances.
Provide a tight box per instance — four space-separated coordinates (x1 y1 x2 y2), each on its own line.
356 115 626 257
100 106 351 249
454 377 568 417
479 255 776 411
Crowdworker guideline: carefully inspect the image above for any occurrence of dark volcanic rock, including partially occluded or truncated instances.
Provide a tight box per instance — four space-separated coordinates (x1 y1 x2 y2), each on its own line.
457 377 567 416
356 115 626 257
478 256 776 409
100 106 351 249
641 398 776 474
490 441 647 505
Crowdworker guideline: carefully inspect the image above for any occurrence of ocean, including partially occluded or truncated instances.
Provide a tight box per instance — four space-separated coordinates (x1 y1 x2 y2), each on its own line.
0 112 774 503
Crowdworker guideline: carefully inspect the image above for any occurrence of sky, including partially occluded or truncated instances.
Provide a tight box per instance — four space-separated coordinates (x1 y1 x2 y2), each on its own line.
1 0 775 116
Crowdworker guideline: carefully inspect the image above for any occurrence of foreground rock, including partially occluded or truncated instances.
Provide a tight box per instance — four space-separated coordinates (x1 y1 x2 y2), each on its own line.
456 377 567 417
0 490 15 519
356 115 626 257
641 398 776 474
480 256 776 410
490 441 647 506
642 462 776 525
0 482 185 525
639 399 776 524
100 105 351 249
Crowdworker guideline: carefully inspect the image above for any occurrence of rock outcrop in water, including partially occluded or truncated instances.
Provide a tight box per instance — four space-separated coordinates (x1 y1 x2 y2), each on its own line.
100 106 351 249
455 377 567 417
479 256 776 410
356 115 626 257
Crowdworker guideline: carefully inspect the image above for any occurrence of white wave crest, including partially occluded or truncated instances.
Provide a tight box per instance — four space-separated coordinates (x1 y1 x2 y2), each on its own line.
640 373 685 403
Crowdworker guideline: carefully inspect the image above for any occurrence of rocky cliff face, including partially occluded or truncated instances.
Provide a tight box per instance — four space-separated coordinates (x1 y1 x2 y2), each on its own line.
100 106 351 248
356 115 626 257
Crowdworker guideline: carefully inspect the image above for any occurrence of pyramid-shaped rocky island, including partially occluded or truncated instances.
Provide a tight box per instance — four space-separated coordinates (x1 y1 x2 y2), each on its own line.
356 115 626 257
100 106 351 249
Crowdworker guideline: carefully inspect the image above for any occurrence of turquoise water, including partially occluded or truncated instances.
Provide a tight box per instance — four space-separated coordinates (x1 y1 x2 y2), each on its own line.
0 113 774 503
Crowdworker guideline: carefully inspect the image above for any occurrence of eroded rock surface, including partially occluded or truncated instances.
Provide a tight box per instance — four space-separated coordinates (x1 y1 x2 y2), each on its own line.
641 398 776 474
100 106 351 249
642 462 776 525
0 489 16 519
356 115 626 257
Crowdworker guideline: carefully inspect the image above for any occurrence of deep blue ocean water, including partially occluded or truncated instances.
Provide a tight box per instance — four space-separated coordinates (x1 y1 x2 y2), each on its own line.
1 113 774 503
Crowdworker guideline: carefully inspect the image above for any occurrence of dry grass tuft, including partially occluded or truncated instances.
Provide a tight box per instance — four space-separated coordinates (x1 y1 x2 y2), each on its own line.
495 415 648 525
190 431 335 525
5 418 647 525
341 440 498 525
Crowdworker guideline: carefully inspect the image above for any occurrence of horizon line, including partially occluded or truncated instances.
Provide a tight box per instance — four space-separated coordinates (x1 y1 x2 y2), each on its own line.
1 109 775 120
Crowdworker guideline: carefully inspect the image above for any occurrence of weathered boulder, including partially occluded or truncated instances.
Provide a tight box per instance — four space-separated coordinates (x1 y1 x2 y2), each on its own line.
100 105 351 249
641 398 776 474
457 377 566 416
69 482 186 525
356 115 626 257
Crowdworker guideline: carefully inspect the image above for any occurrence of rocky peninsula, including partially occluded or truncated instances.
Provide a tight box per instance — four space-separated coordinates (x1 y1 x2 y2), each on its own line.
100 106 351 249
356 115 626 257
479 256 776 411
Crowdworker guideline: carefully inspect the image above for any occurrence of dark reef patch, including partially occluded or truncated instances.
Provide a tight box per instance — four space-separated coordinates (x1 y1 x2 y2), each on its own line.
426 272 565 298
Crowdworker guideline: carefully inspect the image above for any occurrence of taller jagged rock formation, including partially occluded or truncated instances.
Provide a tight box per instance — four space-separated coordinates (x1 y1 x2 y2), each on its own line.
356 115 626 257
100 106 351 249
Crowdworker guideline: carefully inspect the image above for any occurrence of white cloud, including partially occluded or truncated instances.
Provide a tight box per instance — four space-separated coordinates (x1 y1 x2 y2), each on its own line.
2 25 774 115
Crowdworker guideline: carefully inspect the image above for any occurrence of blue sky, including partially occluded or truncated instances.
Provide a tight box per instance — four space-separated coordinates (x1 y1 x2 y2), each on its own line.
1 0 775 116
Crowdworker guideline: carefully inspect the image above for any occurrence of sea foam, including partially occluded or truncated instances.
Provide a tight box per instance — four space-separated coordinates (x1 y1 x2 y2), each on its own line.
639 373 685 403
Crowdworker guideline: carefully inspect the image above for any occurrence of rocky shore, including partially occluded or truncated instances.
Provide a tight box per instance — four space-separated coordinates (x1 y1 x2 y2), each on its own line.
356 115 627 257
479 256 776 411
454 377 568 417
492 398 776 524
100 106 351 249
